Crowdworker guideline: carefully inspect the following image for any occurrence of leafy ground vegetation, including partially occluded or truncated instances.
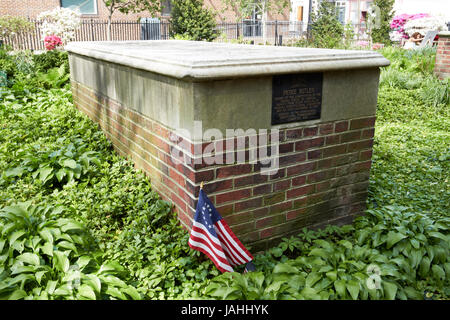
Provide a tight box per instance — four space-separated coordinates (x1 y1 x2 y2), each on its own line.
0 47 448 300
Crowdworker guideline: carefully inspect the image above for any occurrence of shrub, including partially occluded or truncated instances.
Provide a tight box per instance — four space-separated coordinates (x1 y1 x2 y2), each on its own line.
370 0 395 45
310 1 344 48
169 0 218 42
0 16 34 40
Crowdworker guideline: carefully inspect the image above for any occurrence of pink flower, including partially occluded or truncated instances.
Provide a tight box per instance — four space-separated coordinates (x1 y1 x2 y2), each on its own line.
44 35 62 51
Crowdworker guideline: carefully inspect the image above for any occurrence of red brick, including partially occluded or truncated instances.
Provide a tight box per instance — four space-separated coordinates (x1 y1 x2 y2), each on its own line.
264 192 286 205
287 185 315 199
335 120 349 133
286 207 307 220
303 126 318 137
326 134 340 145
256 214 286 229
279 152 307 166
319 123 334 135
307 169 335 183
216 164 252 178
347 139 374 152
362 128 375 139
323 144 347 158
308 149 322 160
269 201 293 214
287 162 316 176
253 184 272 196
286 128 303 140
292 175 306 186
274 179 291 191
202 179 233 195
350 117 376 130
295 137 324 151
216 188 251 204
234 173 268 187
279 142 294 154
359 149 373 161
341 130 362 143
351 160 372 173
235 197 263 212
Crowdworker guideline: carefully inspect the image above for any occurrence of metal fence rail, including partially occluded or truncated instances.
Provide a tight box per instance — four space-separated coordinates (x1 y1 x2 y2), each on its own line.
2 19 369 51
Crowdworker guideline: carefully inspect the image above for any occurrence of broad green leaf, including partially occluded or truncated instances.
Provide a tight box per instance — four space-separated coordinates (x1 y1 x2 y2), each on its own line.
40 242 54 256
57 240 77 253
35 271 48 285
77 284 97 300
386 231 407 249
59 220 84 232
273 263 298 274
39 166 54 183
53 251 70 273
334 280 346 298
55 169 66 182
84 274 101 294
5 167 24 178
326 270 337 281
305 272 321 288
346 280 360 300
63 159 77 169
308 248 328 259
432 265 445 282
8 230 26 246
17 253 40 266
427 231 448 242
8 289 27 300
105 287 127 300
123 286 141 300
383 281 398 300
38 229 53 244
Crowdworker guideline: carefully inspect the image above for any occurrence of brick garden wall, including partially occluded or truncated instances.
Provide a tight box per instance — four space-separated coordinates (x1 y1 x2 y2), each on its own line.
434 32 450 80
72 80 375 251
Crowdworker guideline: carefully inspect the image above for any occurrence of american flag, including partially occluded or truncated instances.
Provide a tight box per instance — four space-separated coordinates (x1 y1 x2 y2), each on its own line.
188 189 253 273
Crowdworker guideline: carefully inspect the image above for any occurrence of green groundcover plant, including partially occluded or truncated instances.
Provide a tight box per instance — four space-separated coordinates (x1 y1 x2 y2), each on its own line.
0 47 449 300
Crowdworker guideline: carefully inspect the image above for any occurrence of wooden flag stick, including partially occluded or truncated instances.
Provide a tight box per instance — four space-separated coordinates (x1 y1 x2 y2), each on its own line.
200 181 204 189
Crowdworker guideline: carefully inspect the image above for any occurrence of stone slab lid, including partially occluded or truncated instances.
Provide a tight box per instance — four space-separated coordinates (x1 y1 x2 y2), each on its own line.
66 40 390 80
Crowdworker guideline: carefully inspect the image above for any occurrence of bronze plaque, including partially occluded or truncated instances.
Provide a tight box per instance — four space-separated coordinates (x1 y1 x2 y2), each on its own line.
271 73 323 125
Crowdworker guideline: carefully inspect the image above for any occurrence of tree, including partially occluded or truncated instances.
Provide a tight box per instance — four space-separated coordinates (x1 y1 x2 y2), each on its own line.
102 0 162 40
370 0 395 45
169 0 218 41
310 0 344 48
221 0 290 43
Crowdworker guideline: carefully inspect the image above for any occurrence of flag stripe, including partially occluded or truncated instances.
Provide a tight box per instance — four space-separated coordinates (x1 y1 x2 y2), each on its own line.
190 225 230 262
188 239 234 273
218 220 253 261
216 228 246 265
191 222 224 253
215 231 241 266
216 220 253 263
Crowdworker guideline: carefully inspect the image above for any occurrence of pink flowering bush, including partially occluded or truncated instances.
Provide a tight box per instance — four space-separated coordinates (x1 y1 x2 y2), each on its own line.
390 13 429 39
44 35 62 51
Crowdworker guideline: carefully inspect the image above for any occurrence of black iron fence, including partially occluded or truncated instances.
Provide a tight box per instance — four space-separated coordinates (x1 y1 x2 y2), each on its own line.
2 19 370 51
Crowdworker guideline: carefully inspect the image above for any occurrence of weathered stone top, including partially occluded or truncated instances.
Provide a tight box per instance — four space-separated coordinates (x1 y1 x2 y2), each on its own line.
66 40 390 80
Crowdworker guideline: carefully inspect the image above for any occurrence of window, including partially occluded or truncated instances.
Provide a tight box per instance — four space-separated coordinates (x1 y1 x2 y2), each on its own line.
335 1 346 24
161 0 172 16
60 0 97 15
